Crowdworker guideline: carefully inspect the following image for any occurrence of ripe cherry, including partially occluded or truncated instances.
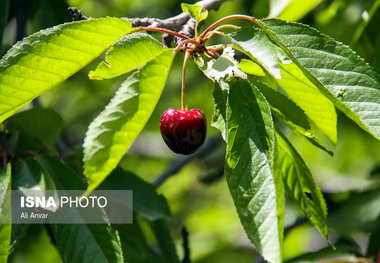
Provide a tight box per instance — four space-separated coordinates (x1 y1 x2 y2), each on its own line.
160 108 207 155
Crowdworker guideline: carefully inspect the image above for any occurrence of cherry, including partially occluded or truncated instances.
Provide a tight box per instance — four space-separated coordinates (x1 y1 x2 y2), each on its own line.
160 108 207 155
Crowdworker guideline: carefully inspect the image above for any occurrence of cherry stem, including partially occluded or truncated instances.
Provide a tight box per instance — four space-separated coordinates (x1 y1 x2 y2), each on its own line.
204 24 240 40
195 21 199 38
204 30 227 41
207 44 232 51
214 24 241 31
174 39 199 53
135 26 190 40
199 14 255 40
181 51 191 110
204 48 220 58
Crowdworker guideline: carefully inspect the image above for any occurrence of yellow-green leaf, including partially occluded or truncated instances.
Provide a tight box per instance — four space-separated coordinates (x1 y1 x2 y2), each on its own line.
89 32 166 80
0 164 11 263
0 17 134 123
181 3 208 22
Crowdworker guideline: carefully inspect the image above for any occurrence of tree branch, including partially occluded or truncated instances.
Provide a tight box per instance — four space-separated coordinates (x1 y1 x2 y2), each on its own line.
68 7 88 21
69 0 227 46
181 227 191 263
152 135 222 187
126 0 225 31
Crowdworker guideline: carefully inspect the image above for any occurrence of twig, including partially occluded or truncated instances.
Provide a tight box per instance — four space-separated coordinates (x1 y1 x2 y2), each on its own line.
126 0 225 31
152 135 222 187
181 227 191 263
68 7 88 20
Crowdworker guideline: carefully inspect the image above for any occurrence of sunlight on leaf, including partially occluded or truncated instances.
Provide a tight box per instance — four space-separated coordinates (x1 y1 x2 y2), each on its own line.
257 19 380 141
229 27 282 79
276 61 337 145
239 59 266 77
252 79 333 155
89 32 165 80
0 17 134 123
270 0 323 21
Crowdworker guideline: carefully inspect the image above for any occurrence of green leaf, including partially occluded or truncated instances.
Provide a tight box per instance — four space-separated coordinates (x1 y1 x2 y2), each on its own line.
8 108 63 153
211 81 229 141
51 224 124 263
0 164 11 263
229 26 337 144
367 215 380 260
0 164 11 200
181 3 208 22
35 155 124 263
12 158 57 192
149 219 180 263
83 49 174 191
266 60 337 145
275 128 328 239
239 59 266 77
9 224 28 254
89 32 167 80
113 219 162 263
228 27 281 79
273 149 285 262
0 17 134 123
99 168 171 221
257 82 311 134
252 78 333 155
225 78 282 263
36 155 86 190
257 19 380 141
102 168 177 262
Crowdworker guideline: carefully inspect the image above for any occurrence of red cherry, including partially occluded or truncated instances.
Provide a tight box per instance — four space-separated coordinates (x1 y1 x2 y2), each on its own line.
160 108 207 155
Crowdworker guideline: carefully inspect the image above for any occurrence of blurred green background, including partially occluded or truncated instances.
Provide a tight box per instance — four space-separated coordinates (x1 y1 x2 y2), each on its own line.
2 0 380 262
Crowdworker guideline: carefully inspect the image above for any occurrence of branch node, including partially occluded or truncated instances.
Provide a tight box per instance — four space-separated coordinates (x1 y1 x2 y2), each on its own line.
68 7 88 21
